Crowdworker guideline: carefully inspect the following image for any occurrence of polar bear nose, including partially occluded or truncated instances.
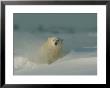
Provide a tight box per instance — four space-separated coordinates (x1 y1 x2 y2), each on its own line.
55 42 58 45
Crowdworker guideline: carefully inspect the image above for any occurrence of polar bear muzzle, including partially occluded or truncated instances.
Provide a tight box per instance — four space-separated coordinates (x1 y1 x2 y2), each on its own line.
55 41 58 46
55 39 63 46
54 40 59 46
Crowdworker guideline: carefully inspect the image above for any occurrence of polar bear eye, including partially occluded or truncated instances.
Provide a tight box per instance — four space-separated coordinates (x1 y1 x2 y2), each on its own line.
53 39 55 41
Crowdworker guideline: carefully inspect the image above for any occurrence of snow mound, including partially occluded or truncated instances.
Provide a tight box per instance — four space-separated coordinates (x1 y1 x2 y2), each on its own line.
14 51 97 75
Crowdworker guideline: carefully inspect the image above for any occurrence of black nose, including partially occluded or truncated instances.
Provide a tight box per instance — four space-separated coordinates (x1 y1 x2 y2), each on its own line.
55 42 58 45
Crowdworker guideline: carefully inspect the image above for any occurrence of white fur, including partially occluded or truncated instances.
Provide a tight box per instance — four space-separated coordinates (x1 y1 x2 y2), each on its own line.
38 37 63 64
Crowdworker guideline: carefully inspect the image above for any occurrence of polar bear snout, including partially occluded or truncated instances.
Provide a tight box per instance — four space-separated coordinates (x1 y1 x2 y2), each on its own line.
55 40 59 46
54 39 63 46
55 41 58 46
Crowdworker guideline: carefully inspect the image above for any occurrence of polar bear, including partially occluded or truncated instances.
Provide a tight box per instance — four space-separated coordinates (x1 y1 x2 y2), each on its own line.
38 37 63 64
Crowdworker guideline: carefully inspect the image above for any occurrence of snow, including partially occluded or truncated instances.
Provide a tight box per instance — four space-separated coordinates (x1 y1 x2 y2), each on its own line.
14 52 97 75
13 31 97 75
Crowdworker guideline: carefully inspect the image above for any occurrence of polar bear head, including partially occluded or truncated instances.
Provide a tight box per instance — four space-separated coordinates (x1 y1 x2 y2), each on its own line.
48 37 63 48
